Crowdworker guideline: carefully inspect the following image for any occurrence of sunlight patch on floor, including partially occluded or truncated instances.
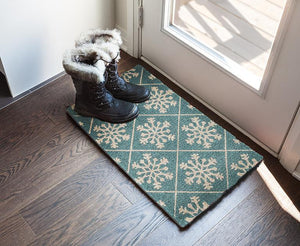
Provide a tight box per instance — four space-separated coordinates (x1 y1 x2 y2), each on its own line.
257 162 300 222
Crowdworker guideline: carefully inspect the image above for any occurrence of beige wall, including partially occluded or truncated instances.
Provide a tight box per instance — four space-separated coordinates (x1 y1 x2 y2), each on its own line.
116 0 127 29
115 0 128 50
0 0 115 97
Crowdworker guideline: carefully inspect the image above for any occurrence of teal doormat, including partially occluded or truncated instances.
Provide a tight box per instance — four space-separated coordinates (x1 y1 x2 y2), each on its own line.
67 65 263 228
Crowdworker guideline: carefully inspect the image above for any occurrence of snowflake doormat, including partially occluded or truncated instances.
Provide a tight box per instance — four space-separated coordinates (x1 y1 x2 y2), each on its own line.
67 65 263 228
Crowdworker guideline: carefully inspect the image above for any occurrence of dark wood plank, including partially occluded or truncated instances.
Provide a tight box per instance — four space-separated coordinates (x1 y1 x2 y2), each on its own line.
28 183 132 246
20 157 118 235
0 121 89 186
112 170 148 204
77 199 168 246
118 57 138 74
138 171 263 246
0 123 101 222
0 123 76 186
236 204 300 246
0 74 73 128
196 183 300 246
0 213 35 246
0 110 55 161
28 75 75 125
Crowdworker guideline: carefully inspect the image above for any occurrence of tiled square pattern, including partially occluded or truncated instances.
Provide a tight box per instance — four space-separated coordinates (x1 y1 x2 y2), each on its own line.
67 65 263 227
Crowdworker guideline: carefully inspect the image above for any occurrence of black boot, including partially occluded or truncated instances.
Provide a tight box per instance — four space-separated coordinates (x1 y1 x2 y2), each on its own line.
105 60 150 103
63 47 139 123
73 79 139 123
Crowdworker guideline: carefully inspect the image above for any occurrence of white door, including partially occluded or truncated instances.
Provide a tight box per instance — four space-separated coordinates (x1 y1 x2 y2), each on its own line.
140 0 300 154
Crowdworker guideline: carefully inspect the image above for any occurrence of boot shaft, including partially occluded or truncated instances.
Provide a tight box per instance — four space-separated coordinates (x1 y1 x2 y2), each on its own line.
62 43 139 123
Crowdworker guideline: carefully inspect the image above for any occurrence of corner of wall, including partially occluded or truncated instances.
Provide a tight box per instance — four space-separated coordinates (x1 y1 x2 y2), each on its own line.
114 0 129 52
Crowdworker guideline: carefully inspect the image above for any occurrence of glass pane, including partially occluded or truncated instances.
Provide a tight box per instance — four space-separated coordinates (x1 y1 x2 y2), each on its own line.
172 0 287 84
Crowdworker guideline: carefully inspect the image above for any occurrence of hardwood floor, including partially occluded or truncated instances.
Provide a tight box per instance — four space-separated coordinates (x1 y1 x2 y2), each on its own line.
0 52 299 246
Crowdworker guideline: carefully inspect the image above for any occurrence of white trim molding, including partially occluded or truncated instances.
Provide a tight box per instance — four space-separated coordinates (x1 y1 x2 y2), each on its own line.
279 103 300 180
126 0 140 57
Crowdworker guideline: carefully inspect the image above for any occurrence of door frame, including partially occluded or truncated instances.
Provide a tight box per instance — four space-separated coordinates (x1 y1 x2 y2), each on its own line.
279 103 300 180
126 0 141 58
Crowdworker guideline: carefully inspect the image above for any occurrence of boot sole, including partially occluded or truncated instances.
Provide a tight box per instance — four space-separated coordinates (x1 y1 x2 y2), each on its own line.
114 91 151 103
74 107 139 124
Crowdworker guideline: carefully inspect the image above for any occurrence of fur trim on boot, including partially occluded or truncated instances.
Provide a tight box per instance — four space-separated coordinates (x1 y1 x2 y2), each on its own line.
63 44 107 83
75 29 122 62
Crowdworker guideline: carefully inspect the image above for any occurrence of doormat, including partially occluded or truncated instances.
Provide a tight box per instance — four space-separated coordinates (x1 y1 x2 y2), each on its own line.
67 65 263 228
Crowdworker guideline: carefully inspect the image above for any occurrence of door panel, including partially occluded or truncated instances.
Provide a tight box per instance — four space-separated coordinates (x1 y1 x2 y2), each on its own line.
141 0 300 153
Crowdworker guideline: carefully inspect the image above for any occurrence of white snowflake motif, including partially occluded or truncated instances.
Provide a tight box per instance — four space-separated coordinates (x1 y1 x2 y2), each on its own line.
148 74 156 80
78 121 84 126
132 153 173 189
182 117 222 148
187 104 195 110
180 154 224 190
144 87 177 113
137 118 175 149
122 68 139 82
233 138 241 144
231 154 258 177
114 157 121 164
93 123 130 149
179 196 209 223
157 200 166 207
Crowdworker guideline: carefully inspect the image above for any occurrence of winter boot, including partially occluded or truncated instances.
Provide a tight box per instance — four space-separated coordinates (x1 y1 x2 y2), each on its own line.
105 59 150 103
75 29 150 103
63 46 139 123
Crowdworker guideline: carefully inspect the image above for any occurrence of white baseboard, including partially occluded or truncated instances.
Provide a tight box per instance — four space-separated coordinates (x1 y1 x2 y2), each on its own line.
0 71 65 111
141 56 278 158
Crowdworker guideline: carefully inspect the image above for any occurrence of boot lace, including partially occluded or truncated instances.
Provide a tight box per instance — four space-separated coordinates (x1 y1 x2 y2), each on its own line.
90 83 112 108
106 63 126 90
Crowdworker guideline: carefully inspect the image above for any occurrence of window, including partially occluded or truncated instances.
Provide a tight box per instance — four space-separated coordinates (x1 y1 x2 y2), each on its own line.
163 0 290 92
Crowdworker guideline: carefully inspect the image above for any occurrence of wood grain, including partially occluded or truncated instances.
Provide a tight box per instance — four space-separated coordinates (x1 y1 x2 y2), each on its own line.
236 203 300 246
112 170 147 204
0 213 35 246
20 157 118 235
0 123 100 222
0 123 76 186
0 111 55 161
29 183 132 246
196 183 300 246
29 75 75 124
78 199 168 246
138 172 263 246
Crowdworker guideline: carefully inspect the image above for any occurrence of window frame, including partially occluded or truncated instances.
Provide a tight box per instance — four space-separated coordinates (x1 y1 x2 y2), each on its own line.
161 0 295 96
